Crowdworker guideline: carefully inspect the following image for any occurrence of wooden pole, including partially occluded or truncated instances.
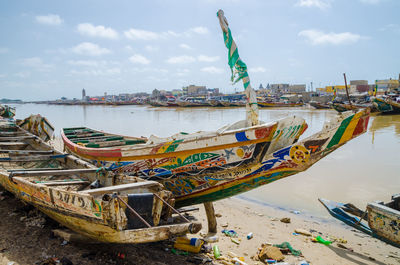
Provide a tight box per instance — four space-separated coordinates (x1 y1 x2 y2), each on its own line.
343 73 352 107
203 202 217 233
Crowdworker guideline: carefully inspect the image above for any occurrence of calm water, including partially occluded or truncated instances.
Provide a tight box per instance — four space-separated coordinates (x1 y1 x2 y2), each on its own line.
10 103 400 217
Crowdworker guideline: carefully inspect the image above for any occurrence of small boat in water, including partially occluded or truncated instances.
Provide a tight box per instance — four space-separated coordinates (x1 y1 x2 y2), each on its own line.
309 101 331 109
319 195 400 248
16 114 55 142
0 118 201 243
373 96 400 114
258 101 303 108
0 104 16 118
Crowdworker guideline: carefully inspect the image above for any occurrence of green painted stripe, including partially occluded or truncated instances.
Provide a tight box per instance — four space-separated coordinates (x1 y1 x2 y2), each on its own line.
326 115 354 149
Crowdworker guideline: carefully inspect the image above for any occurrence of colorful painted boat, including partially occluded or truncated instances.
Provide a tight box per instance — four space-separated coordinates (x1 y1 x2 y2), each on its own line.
258 101 304 108
319 194 400 248
0 104 16 118
373 97 400 114
331 102 360 112
0 119 201 243
62 108 369 207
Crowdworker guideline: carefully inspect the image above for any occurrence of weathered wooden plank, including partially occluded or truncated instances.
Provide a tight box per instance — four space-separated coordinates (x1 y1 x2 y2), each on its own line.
82 181 161 195
0 142 28 147
8 167 64 172
41 180 90 186
0 150 54 155
0 136 36 141
0 154 68 162
10 168 99 176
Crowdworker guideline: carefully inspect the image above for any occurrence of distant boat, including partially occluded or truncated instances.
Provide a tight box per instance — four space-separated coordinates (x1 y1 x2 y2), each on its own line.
319 195 400 248
0 104 15 118
373 96 400 114
258 101 303 107
309 101 330 109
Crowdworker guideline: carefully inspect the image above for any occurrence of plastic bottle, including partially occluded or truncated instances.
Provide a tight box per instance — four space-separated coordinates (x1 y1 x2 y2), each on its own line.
246 232 253 239
232 257 248 265
315 235 332 245
213 245 221 259
204 235 219 243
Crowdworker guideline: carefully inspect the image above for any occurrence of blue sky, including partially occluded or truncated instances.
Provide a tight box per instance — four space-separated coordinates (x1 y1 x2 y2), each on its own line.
0 0 399 100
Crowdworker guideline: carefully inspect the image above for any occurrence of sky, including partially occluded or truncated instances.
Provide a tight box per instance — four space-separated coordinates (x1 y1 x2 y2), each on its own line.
0 0 399 100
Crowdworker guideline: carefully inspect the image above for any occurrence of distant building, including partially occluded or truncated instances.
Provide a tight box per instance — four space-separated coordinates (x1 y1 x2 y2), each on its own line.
270 84 289 94
375 79 399 93
82 88 86 101
184 85 207 95
288 84 306 93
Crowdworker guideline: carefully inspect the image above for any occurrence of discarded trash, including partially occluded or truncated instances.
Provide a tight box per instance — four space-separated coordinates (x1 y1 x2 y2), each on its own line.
274 242 302 256
213 245 221 259
171 248 189 256
61 240 68 246
315 235 332 246
259 246 284 261
292 210 300 214
204 235 219 243
231 238 240 245
292 232 299 236
233 257 248 265
247 232 253 240
174 236 204 253
222 229 238 237
337 243 348 249
280 217 291 224
117 253 125 259
215 213 222 217
297 260 309 265
265 259 277 263
294 228 312 236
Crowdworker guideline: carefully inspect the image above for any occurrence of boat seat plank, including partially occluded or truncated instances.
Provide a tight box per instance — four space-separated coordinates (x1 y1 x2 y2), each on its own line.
0 136 36 141
9 168 99 176
8 167 64 172
82 181 161 196
0 154 68 162
0 142 28 147
41 180 90 186
0 150 54 155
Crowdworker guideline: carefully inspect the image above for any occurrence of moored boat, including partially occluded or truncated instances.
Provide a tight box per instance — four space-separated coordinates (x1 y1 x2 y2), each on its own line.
0 118 201 243
309 101 331 109
319 194 400 248
258 101 303 108
0 104 16 118
373 96 400 114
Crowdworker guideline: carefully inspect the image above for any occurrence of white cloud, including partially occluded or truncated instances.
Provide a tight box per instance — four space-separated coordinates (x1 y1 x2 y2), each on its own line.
166 55 196 64
129 54 151 65
201 66 224 74
14 71 31 78
179 44 192 50
145 45 159 52
298 29 362 45
124 28 162 40
67 60 108 67
35 14 63 25
295 0 331 9
131 67 168 74
249 67 267 73
198 55 220 62
70 68 121 76
0 48 8 54
20 57 53 71
77 23 118 39
379 24 400 33
124 26 209 41
72 42 111 56
187 27 209 35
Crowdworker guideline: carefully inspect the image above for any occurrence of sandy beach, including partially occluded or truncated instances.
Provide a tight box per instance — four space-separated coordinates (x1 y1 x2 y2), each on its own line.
1 186 399 265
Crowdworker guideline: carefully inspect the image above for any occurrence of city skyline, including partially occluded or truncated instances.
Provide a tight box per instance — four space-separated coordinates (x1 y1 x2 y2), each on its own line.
1 0 399 100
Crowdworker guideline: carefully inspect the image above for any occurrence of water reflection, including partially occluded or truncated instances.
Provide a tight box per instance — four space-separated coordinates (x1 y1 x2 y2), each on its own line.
369 114 400 136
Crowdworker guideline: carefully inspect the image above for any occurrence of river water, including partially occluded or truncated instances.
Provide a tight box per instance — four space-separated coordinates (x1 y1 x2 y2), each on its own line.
10 103 400 218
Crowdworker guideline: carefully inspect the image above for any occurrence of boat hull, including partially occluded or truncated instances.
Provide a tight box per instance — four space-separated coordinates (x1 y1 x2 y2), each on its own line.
258 102 303 108
373 97 400 114
368 202 400 247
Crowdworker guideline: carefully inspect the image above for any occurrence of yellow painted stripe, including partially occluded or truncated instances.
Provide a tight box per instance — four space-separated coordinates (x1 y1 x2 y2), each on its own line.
338 111 363 145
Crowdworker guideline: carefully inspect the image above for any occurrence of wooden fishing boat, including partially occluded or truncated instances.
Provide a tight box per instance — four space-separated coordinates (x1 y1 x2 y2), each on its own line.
0 104 16 118
16 114 55 142
61 108 369 207
257 101 304 108
309 101 330 109
0 118 201 243
373 96 400 114
319 195 400 248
